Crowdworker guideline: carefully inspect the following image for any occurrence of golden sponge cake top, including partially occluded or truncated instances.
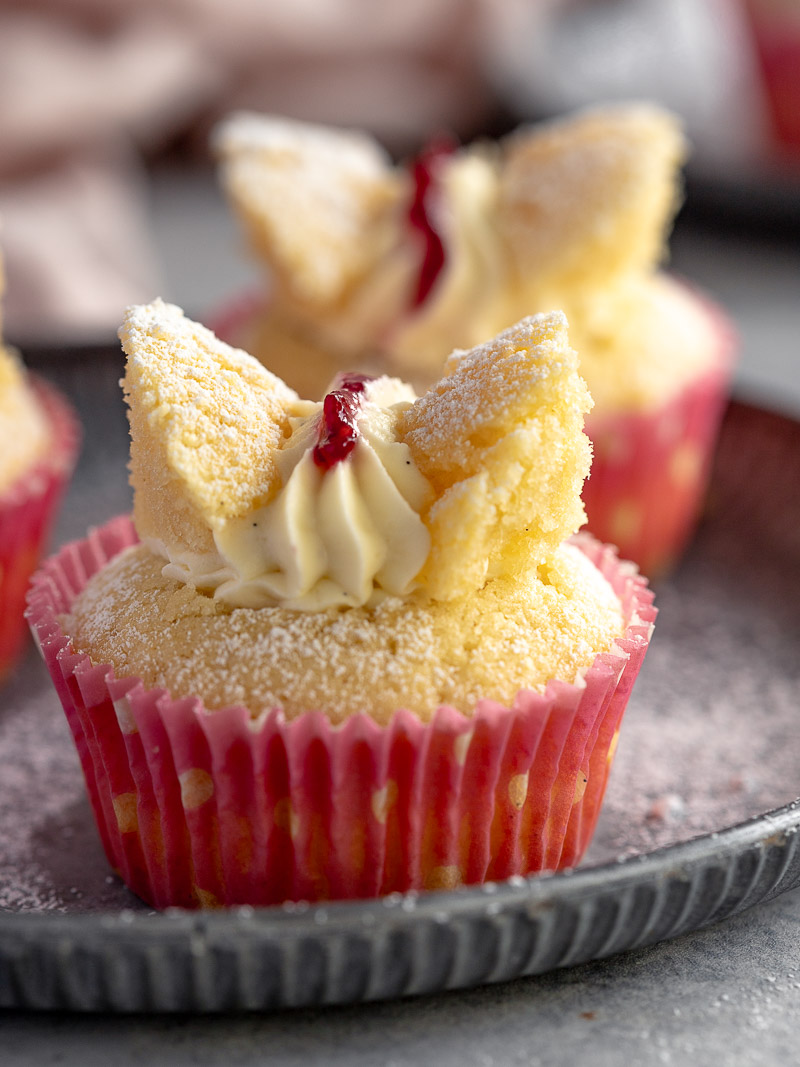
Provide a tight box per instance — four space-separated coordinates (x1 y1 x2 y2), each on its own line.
120 299 299 555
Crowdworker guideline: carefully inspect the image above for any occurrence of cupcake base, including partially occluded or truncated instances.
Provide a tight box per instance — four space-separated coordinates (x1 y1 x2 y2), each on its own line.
0 379 80 680
27 517 655 908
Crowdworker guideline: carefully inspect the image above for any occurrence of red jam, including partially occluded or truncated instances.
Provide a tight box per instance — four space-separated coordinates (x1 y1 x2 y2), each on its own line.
408 138 455 309
313 374 374 470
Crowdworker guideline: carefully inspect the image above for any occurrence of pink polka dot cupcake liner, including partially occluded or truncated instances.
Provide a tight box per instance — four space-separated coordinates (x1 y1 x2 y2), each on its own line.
583 296 736 578
26 516 655 909
0 379 80 681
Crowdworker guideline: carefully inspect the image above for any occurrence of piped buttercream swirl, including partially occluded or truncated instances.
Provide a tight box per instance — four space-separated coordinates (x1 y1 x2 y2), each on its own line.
152 377 433 610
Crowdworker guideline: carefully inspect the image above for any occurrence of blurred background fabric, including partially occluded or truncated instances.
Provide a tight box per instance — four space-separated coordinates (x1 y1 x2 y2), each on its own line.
483 0 771 171
0 0 798 343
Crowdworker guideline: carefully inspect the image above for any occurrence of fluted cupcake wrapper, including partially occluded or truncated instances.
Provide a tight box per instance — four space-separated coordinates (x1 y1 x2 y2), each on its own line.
583 295 736 578
0 379 80 679
27 516 655 909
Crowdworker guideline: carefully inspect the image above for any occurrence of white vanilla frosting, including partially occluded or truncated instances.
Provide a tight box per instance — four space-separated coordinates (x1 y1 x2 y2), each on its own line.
152 377 433 610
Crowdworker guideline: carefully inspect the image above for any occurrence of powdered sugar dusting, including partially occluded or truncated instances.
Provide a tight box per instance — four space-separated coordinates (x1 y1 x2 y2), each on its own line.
588 548 800 862
62 539 623 726
588 401 800 861
214 111 392 179
403 314 570 471
215 111 403 306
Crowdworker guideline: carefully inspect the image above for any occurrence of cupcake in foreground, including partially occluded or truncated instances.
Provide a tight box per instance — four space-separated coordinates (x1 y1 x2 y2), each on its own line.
214 104 735 576
28 301 655 908
0 251 80 679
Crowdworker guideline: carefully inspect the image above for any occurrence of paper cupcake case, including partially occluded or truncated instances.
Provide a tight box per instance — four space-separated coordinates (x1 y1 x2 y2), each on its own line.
0 379 80 680
27 516 655 909
583 301 736 578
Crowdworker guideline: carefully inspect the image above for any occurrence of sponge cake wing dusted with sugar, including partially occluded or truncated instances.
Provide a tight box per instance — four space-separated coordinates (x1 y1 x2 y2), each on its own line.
119 299 298 556
214 112 406 309
497 104 686 300
400 312 593 601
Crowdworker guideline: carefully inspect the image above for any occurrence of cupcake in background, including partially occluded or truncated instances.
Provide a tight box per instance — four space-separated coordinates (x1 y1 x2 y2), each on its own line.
28 302 655 908
214 103 735 577
0 246 80 679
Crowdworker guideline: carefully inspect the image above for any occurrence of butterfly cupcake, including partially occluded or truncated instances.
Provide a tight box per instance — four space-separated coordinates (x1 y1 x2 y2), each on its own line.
214 103 735 576
28 302 654 908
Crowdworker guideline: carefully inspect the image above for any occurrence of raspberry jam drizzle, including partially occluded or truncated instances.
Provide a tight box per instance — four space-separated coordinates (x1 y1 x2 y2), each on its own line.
313 374 375 470
408 138 455 309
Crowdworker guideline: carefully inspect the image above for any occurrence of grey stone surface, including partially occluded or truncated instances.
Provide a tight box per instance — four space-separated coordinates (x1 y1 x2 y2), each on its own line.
3 889 800 1065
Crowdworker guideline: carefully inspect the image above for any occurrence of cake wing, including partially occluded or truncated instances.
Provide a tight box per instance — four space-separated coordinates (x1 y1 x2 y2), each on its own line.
214 112 406 308
120 299 298 555
400 312 593 600
497 104 686 299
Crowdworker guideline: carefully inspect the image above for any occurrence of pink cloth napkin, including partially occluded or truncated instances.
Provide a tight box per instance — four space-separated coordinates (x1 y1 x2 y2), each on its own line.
0 2 498 343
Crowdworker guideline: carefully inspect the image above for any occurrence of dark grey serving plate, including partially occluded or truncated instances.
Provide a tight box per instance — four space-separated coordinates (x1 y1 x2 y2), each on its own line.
1 344 800 1012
